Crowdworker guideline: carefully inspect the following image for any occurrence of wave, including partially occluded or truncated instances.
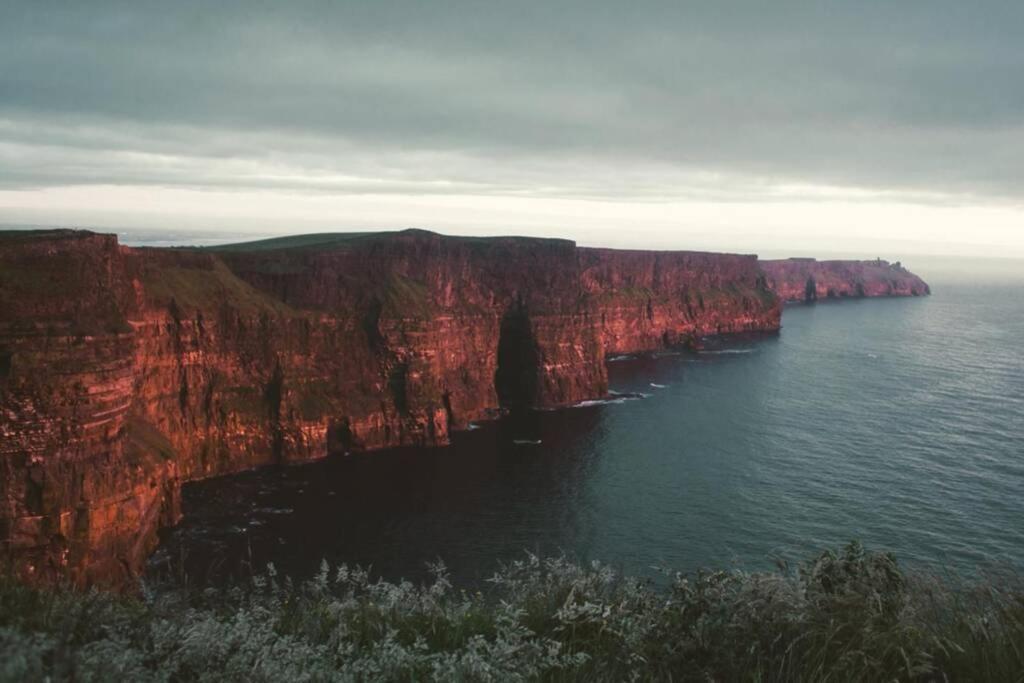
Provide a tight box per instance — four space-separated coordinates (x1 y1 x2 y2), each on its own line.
512 439 542 445
650 383 668 389
575 391 651 408
609 390 651 398
254 507 294 516
703 348 754 355
574 399 610 407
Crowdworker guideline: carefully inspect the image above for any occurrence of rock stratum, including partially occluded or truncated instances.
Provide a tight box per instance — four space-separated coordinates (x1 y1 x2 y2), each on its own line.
0 229 926 588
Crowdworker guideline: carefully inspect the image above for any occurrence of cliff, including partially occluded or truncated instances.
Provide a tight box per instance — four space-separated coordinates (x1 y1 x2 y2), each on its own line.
762 258 930 303
0 229 932 588
1 228 782 587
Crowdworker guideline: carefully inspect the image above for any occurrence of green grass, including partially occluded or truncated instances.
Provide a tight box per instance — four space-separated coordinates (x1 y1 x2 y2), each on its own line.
205 232 385 253
204 229 574 254
376 273 435 319
0 229 95 243
0 543 1021 681
139 258 297 317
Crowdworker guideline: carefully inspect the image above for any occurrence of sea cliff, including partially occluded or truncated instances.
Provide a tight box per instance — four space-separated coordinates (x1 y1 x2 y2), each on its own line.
0 229 927 587
762 258 930 303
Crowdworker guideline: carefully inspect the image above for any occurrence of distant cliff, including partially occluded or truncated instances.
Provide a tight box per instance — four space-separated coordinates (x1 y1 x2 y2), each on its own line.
0 229 780 587
762 258 930 303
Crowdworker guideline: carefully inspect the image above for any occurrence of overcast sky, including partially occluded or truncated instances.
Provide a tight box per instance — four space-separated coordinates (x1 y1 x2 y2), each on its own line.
1 1 1022 256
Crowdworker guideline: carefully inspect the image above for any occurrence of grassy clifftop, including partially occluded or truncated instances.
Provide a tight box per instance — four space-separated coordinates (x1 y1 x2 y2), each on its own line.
1 543 1020 681
205 229 575 254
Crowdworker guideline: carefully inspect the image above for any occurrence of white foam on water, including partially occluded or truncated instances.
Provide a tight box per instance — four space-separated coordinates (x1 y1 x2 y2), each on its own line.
575 392 651 408
703 348 754 355
609 391 652 399
575 399 612 407
650 383 668 388
254 507 294 515
512 439 542 445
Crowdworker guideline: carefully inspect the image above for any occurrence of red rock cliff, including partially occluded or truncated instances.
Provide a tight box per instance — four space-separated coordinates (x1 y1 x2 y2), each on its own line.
762 258 930 303
1 229 781 587
579 248 780 353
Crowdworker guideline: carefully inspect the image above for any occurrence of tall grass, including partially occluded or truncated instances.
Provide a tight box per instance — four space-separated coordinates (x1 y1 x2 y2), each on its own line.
0 542 1021 681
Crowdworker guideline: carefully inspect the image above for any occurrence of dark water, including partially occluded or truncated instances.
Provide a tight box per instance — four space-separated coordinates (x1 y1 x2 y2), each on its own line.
153 269 1024 585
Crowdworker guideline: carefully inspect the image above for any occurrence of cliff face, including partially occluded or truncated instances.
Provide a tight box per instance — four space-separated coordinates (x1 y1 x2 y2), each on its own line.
579 249 780 353
0 228 786 587
762 258 930 303
0 232 179 587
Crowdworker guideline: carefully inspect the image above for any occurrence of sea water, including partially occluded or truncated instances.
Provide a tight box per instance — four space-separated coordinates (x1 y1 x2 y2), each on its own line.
153 258 1024 585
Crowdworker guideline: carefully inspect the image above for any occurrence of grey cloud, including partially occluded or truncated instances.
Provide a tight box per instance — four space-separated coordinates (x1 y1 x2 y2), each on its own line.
1 1 1023 202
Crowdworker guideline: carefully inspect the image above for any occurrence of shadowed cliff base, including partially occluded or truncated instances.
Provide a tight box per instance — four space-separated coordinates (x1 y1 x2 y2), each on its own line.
495 304 542 410
0 228 929 588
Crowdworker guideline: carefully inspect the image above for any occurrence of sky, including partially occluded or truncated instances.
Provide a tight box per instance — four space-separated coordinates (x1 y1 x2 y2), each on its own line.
1 1 1023 258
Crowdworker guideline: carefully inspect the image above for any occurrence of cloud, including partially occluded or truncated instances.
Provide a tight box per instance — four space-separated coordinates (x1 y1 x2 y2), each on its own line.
1 1 1023 234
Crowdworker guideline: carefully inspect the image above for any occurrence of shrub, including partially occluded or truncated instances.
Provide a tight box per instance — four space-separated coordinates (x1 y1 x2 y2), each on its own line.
0 543 1021 681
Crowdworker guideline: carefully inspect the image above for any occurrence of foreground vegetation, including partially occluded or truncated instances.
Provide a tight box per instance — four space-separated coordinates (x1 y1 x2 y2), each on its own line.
1 543 1021 681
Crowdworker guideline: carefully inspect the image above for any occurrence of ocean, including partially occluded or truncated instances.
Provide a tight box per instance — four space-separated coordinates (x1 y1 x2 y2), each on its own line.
152 257 1024 585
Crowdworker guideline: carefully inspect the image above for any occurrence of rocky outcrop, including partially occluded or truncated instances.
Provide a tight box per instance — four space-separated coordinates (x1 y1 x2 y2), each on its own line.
1 228 786 587
762 258 930 303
